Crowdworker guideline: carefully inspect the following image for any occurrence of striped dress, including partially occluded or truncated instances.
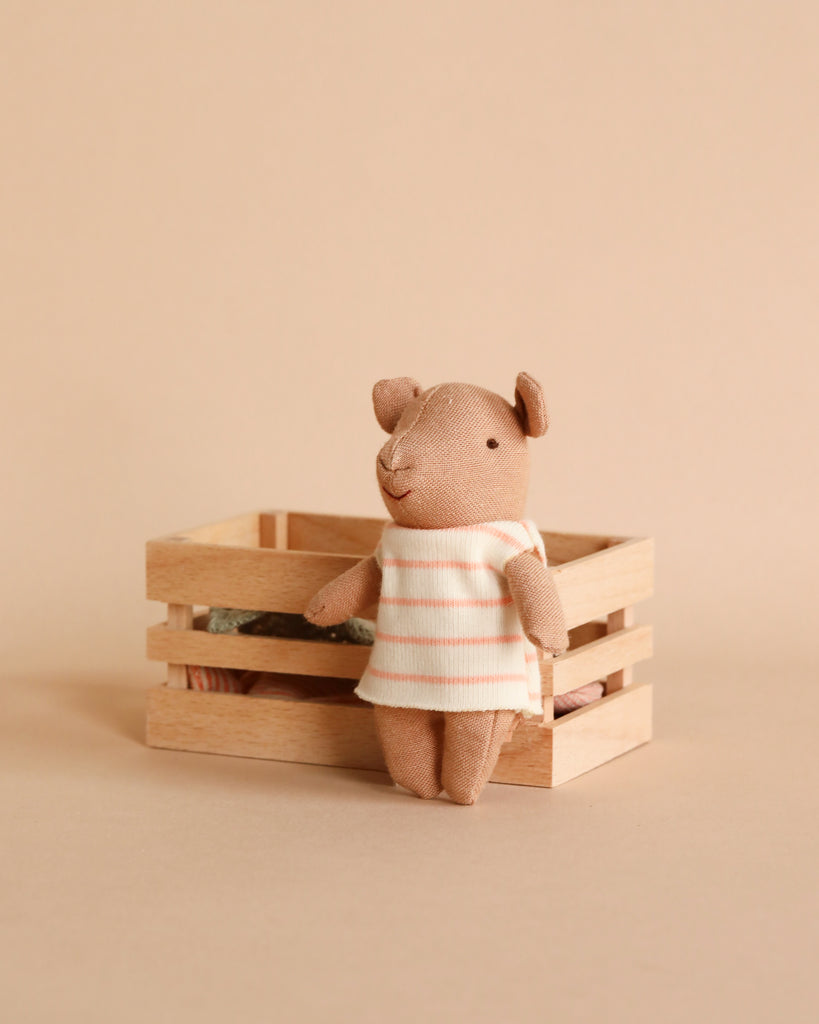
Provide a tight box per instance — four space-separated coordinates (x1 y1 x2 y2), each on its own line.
355 520 546 716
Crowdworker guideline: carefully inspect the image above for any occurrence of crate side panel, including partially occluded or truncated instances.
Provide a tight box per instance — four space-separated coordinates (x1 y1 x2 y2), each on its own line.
146 623 371 679
540 530 614 565
491 717 554 787
286 512 387 555
258 510 288 549
546 682 653 786
171 512 261 547
568 621 608 649
146 688 552 787
146 687 387 771
144 687 650 790
542 625 653 696
552 538 654 628
146 541 360 611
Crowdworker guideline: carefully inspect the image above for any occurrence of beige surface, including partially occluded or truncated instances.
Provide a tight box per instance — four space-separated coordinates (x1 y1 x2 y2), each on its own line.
1 2 817 1021
4 664 817 1023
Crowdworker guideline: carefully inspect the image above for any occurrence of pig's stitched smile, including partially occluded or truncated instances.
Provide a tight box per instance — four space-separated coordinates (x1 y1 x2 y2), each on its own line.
383 486 412 501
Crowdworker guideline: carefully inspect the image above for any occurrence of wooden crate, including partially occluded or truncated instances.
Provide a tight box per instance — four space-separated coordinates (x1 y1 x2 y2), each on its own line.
145 510 654 788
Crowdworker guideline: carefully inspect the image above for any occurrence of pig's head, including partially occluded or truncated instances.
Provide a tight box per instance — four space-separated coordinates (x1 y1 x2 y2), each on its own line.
372 373 549 529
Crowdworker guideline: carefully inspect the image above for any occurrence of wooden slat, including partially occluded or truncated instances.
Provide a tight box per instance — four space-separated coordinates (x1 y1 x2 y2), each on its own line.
274 511 289 549
540 530 615 566
551 537 654 629
146 540 361 612
541 624 653 697
166 664 189 693
546 681 652 787
490 716 553 787
166 604 193 689
146 679 652 789
568 621 607 649
146 686 386 772
285 516 619 563
257 509 280 549
606 607 636 693
538 653 556 722
147 621 372 679
259 510 291 549
147 532 652 621
171 512 260 548
495 683 652 787
285 512 386 556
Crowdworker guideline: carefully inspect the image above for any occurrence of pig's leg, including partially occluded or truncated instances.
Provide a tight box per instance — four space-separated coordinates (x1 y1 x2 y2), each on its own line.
373 706 444 799
441 710 519 805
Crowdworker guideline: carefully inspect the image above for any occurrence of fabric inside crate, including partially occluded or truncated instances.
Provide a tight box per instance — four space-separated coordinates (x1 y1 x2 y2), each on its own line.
207 608 375 645
187 665 361 703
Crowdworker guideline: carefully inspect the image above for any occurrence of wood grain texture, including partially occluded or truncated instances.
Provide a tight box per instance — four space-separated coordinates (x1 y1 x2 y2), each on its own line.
605 607 636 694
551 537 654 629
547 681 652 787
608 607 635 631
146 529 653 627
258 509 284 548
170 512 260 548
146 680 651 788
541 624 653 696
145 512 654 789
146 686 386 771
167 665 188 689
494 683 652 786
166 604 193 689
146 621 372 678
540 671 555 723
285 511 386 556
568 621 608 649
491 715 554 786
540 530 617 565
146 540 361 611
274 511 289 549
268 513 617 566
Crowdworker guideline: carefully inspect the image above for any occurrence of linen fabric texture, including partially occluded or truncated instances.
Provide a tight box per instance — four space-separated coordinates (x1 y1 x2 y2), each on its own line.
355 519 548 716
373 705 519 805
375 381 538 531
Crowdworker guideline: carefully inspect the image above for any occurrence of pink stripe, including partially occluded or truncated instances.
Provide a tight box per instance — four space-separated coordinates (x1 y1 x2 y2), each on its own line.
525 651 539 663
382 558 496 570
376 631 524 647
367 668 529 685
380 595 514 608
188 665 243 693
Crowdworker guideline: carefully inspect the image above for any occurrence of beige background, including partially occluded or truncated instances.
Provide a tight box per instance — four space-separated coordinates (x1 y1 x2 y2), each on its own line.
1 3 817 1022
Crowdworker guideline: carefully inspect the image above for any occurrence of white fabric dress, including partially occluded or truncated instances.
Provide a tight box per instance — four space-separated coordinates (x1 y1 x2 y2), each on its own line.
355 520 546 716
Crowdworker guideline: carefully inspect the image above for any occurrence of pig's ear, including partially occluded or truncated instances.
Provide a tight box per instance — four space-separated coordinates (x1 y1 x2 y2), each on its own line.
514 372 549 438
372 377 423 433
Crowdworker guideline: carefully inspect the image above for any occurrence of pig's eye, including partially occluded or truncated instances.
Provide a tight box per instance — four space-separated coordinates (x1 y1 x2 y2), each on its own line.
486 438 499 449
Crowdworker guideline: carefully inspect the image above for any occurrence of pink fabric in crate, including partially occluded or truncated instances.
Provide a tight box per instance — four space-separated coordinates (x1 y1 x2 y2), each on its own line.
187 664 246 694
186 664 359 702
553 681 604 716
246 673 361 704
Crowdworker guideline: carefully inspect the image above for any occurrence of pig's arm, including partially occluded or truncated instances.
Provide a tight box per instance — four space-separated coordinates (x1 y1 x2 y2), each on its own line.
304 554 382 627
505 551 569 655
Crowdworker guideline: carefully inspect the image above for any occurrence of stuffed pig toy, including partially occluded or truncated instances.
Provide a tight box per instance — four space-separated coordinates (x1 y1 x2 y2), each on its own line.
304 373 568 804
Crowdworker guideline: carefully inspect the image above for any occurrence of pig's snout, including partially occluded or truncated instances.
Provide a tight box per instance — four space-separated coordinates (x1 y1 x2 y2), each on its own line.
378 442 413 474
